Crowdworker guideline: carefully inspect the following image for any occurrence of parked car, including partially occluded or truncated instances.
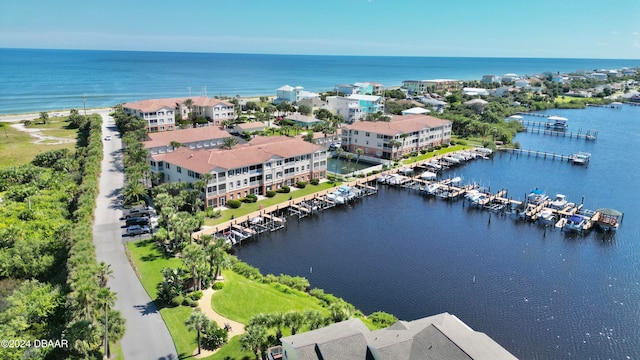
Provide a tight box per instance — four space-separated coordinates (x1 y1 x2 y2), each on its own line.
126 225 151 236
104 135 112 141
125 217 150 226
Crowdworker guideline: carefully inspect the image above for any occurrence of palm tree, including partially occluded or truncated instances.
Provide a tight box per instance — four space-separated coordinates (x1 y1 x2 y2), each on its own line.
97 262 113 288
39 111 49 124
269 312 286 341
123 180 146 205
185 309 210 355
303 310 327 330
284 311 305 335
388 140 402 160
96 288 116 359
182 243 207 291
355 148 364 168
184 98 194 122
240 325 268 360
346 153 354 174
221 137 238 150
206 237 231 281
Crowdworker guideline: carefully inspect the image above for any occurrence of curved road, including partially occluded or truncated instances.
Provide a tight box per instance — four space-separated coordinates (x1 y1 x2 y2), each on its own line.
93 110 178 360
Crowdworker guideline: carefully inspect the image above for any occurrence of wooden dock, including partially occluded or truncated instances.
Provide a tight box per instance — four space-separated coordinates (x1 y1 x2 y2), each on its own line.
502 148 576 161
512 118 598 140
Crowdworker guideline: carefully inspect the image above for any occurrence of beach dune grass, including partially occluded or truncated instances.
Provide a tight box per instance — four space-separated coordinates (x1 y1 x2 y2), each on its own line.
0 123 77 168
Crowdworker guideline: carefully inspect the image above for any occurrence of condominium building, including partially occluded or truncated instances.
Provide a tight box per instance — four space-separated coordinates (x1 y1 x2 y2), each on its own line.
326 94 384 123
143 126 233 155
341 114 452 160
150 136 328 208
122 96 235 132
274 85 321 104
402 79 460 94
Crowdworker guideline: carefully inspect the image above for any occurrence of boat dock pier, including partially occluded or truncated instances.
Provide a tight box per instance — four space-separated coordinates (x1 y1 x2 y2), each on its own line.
502 148 585 162
586 102 622 109
513 118 598 141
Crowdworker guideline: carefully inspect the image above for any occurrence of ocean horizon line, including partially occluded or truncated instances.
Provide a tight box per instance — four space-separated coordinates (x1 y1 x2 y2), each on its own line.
2 47 639 62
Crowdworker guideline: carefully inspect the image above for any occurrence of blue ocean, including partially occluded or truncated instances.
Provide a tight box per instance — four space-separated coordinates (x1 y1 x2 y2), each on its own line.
0 48 639 114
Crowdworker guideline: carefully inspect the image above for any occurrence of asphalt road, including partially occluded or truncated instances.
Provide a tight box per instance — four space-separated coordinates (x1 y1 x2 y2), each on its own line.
93 110 178 360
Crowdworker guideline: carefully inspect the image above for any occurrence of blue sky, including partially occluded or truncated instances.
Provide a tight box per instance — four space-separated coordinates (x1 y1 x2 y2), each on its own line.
1 0 639 58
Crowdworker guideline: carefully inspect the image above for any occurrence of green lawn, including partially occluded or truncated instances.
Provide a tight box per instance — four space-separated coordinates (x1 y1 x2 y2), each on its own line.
0 123 77 168
127 238 331 359
212 271 327 324
400 145 472 164
204 182 336 226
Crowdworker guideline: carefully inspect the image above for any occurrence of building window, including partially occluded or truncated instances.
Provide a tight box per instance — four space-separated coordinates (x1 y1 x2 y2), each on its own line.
365 132 370 137
177 166 182 174
165 163 170 169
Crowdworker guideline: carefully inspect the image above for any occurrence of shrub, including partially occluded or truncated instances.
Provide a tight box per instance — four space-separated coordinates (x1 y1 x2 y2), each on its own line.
205 207 221 218
310 178 319 185
265 190 276 198
420 149 427 154
369 311 398 327
262 273 278 284
357 174 365 178
232 261 263 280
189 291 203 300
202 322 228 350
212 282 225 290
183 297 198 307
296 181 307 188
245 194 258 202
170 295 184 307
410 151 418 157
227 199 242 208
277 185 290 193
456 139 468 145
449 139 456 145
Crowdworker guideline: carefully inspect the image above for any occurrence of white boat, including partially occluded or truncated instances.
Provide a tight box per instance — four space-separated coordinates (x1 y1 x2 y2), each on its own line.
420 171 437 180
452 154 467 162
526 189 548 205
398 167 414 175
475 147 493 155
443 156 460 164
537 209 556 225
569 152 591 165
377 175 391 183
459 151 477 160
422 183 441 195
464 189 480 200
595 208 622 232
546 115 568 130
425 161 442 170
449 176 463 185
336 185 357 200
549 194 568 209
386 173 405 186
563 215 587 232
470 193 489 206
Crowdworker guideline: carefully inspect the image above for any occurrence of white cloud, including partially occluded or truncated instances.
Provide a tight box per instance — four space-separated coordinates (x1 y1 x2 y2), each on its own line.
632 32 639 36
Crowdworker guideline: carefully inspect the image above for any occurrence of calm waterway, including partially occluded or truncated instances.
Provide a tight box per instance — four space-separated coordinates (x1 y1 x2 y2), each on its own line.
235 105 640 359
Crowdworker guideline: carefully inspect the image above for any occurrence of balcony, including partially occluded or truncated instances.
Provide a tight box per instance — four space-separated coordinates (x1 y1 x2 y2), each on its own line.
267 345 283 360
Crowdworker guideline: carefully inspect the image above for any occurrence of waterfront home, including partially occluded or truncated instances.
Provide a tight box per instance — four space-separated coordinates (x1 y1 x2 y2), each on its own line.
501 73 520 83
402 79 460 94
284 113 324 128
341 114 451 160
357 81 385 95
123 96 235 131
274 85 321 104
326 94 384 123
143 126 233 154
335 84 361 95
515 79 531 89
150 136 327 208
481 75 502 83
271 312 516 360
462 87 491 96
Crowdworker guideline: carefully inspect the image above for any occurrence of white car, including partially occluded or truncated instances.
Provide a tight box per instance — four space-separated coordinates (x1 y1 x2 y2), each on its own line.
104 135 112 141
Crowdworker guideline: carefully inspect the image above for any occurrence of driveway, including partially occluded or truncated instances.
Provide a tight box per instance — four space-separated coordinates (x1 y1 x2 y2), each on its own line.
93 110 178 360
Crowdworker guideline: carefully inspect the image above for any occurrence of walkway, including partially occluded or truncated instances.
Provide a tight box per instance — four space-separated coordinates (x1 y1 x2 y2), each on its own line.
194 288 245 358
92 111 178 360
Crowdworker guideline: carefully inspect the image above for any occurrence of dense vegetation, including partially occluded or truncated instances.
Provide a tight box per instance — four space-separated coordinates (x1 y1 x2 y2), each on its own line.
0 114 124 359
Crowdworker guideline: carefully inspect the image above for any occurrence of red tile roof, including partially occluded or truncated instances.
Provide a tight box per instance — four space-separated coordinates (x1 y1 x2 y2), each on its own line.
153 137 322 173
123 96 233 113
344 114 451 136
144 126 232 149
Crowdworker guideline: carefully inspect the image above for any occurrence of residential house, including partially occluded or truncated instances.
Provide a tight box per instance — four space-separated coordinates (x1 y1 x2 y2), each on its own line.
123 98 186 132
297 97 328 113
143 126 233 155
274 85 321 104
514 79 531 89
189 96 235 125
273 312 517 360
587 72 608 81
341 114 451 159
123 96 236 131
501 73 520 83
150 136 328 208
462 87 491 96
551 74 565 83
481 75 502 84
285 113 324 128
416 96 447 112
335 84 361 95
402 79 460 94
326 94 384 123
